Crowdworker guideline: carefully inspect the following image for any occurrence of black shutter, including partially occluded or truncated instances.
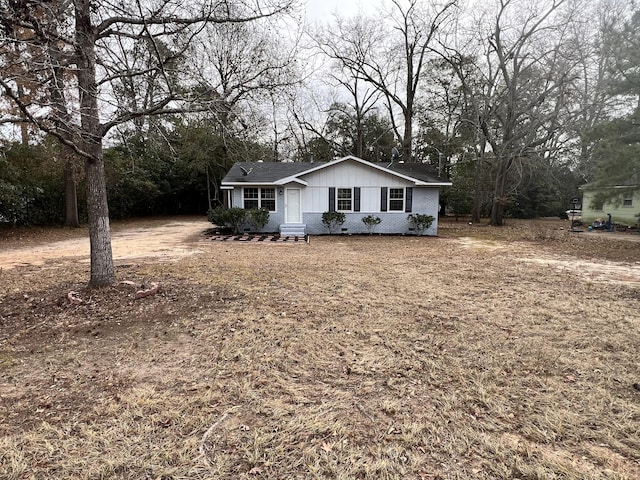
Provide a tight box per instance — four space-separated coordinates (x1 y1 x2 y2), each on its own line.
354 187 361 212
329 187 336 212
405 187 413 212
380 187 387 212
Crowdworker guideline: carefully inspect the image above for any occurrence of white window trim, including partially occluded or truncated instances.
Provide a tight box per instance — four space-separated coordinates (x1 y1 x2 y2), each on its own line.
388 187 405 212
336 187 353 212
242 187 277 212
622 197 633 207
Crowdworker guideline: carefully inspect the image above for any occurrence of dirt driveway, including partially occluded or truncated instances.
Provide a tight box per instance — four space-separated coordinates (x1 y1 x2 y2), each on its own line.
0 217 211 270
1 216 639 287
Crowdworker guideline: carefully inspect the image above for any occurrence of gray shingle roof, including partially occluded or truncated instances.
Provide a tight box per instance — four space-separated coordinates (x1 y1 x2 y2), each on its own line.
385 161 448 184
222 157 450 185
222 162 313 183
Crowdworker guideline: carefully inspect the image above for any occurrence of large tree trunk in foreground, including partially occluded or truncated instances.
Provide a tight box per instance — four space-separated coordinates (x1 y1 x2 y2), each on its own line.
85 152 114 286
76 0 115 287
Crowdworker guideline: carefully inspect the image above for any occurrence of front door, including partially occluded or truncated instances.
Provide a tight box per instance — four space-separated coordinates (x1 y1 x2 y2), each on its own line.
285 188 301 223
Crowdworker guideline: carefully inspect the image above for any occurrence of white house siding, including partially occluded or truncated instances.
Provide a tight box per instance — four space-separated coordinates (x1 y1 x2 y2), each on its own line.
226 160 443 235
301 161 415 213
303 187 440 235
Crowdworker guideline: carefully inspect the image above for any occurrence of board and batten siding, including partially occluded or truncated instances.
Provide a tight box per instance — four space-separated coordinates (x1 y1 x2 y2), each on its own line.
300 161 414 213
226 159 443 235
301 160 411 188
301 187 440 235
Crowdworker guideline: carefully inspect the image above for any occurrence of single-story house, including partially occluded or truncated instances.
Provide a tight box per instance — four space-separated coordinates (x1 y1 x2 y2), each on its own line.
220 155 451 236
579 184 639 226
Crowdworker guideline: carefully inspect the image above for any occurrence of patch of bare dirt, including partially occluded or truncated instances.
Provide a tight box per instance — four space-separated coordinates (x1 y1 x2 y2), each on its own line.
456 236 640 287
0 216 210 269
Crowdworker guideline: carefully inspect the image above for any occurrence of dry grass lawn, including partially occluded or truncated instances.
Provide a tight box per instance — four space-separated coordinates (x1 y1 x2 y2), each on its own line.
0 217 639 479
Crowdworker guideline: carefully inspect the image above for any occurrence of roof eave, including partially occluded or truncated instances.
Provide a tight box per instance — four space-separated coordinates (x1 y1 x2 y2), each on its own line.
421 182 452 187
579 184 637 190
221 182 280 187
274 177 309 186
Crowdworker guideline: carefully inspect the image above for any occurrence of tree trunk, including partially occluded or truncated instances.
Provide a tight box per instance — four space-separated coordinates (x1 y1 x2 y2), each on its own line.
471 155 483 223
17 84 29 144
76 0 115 287
403 113 413 161
471 136 487 223
356 117 364 158
64 159 80 227
85 152 115 286
490 158 509 226
206 165 212 212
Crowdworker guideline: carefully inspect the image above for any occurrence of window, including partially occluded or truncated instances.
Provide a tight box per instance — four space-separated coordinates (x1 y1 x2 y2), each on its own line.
243 187 276 211
389 188 404 211
261 188 276 211
337 188 352 211
594 200 604 211
623 196 633 207
243 188 259 209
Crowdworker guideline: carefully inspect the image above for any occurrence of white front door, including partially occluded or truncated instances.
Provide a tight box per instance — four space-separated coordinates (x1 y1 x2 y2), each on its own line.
285 188 301 223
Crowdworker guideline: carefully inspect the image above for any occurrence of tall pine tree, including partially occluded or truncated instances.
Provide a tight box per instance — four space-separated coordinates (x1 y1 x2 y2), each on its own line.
588 8 640 196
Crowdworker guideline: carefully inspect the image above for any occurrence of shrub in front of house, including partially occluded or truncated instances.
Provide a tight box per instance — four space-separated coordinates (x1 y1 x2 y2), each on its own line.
208 206 246 233
361 215 382 234
246 208 270 232
407 213 434 235
322 211 346 234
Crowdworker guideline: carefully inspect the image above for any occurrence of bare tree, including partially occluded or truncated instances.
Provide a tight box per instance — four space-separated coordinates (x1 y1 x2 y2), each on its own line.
0 1 81 226
0 0 295 287
196 17 300 164
333 0 458 161
483 0 580 225
564 0 628 180
438 0 579 225
312 15 384 159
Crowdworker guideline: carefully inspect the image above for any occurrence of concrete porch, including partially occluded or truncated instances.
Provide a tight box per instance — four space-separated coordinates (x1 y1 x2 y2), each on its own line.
279 223 306 237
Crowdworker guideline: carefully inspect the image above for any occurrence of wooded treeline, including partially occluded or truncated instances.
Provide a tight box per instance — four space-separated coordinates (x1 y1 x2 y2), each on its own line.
1 0 638 285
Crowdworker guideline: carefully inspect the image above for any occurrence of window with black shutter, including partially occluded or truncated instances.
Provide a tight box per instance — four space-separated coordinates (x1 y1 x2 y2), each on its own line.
389 188 404 211
337 188 352 211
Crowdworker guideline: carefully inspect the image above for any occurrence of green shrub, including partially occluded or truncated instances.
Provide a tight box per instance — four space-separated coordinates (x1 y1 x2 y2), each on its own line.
407 213 434 235
322 211 346 234
246 208 270 232
361 215 382 234
208 206 246 233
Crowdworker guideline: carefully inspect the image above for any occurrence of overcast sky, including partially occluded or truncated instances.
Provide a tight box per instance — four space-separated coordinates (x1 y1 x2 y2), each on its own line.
304 0 374 23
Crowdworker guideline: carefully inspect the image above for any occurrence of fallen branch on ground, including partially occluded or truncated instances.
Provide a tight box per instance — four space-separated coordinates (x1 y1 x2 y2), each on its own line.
200 411 231 467
67 291 83 305
135 282 160 299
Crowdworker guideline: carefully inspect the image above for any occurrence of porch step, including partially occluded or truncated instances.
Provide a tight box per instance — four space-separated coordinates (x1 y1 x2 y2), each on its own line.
279 224 306 237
